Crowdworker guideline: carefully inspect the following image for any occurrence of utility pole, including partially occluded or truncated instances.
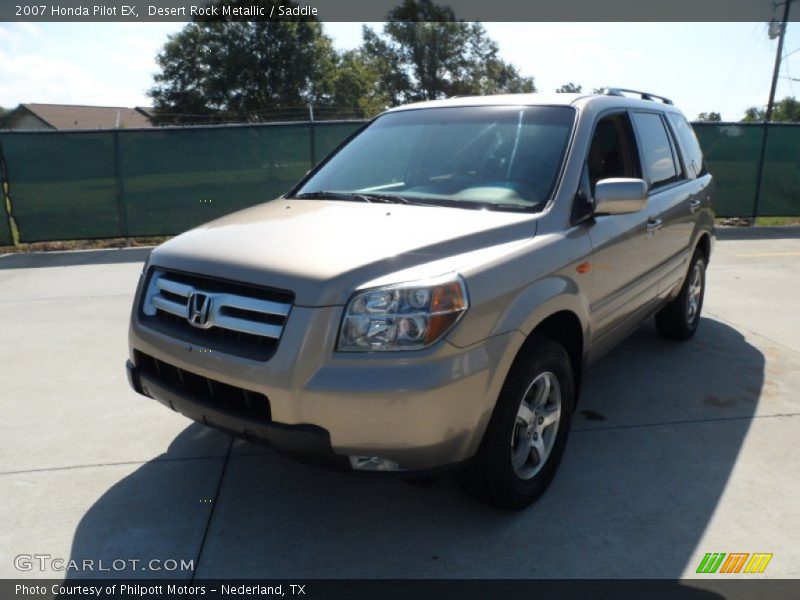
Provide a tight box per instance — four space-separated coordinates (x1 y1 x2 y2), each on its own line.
766 0 793 121
753 0 792 220
308 104 317 168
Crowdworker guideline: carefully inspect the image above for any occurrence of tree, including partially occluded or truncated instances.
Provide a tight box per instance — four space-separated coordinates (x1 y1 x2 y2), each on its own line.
742 107 765 122
328 50 390 118
361 0 535 105
772 96 800 122
697 112 722 122
741 98 800 123
148 1 339 124
556 83 582 93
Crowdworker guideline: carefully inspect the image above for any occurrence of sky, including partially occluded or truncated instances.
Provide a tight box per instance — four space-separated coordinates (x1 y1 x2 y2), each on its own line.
1 21 799 121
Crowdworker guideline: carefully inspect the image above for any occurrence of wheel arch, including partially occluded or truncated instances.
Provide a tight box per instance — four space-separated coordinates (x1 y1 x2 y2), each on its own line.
519 310 585 407
696 232 712 263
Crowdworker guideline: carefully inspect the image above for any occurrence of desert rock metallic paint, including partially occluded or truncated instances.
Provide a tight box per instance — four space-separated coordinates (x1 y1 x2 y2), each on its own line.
128 92 714 472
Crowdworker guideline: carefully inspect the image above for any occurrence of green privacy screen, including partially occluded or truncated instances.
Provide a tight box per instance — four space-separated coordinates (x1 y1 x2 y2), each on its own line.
692 124 765 218
0 120 363 243
758 124 800 217
0 215 11 246
0 131 120 242
693 122 800 218
0 119 798 243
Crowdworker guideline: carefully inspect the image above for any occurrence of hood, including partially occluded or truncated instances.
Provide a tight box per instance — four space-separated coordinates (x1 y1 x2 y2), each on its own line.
150 199 538 306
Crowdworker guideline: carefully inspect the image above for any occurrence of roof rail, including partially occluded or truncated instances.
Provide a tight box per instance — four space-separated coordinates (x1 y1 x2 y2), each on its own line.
603 88 673 105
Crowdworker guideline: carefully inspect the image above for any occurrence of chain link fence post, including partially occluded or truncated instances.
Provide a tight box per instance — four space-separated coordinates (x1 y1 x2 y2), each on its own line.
752 121 769 221
308 104 317 169
112 129 131 245
0 139 19 246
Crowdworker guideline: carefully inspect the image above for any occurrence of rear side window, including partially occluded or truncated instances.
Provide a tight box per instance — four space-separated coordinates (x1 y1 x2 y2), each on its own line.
631 112 679 189
667 113 705 179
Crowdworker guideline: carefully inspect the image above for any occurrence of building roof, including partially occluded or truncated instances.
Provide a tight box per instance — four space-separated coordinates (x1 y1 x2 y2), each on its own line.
14 103 154 129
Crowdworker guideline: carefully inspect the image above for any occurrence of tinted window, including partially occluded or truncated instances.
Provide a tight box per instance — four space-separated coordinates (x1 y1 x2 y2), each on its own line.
297 106 576 211
667 113 705 179
632 112 679 189
587 114 639 192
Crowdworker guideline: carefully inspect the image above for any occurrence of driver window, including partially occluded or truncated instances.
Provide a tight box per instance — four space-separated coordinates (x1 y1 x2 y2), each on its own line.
587 114 639 194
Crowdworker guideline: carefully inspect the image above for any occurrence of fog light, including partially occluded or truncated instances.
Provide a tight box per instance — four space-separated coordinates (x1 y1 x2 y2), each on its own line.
349 456 406 472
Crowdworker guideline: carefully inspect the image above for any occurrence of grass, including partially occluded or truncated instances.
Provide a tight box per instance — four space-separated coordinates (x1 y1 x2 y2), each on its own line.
0 236 170 254
754 216 800 226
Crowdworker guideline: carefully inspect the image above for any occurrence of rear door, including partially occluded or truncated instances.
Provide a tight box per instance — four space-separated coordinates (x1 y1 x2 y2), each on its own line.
662 112 714 293
630 111 694 296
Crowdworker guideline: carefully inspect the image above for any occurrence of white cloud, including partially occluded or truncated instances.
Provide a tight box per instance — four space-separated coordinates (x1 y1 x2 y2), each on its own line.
0 48 137 106
16 22 43 39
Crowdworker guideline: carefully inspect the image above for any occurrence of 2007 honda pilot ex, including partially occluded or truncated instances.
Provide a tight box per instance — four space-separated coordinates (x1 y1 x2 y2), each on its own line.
127 89 714 509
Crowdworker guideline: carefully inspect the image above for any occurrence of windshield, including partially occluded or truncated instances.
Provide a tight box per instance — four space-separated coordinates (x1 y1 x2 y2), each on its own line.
294 105 576 211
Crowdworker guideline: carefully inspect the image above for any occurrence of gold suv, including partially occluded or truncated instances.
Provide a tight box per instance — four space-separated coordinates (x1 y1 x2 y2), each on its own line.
127 90 714 508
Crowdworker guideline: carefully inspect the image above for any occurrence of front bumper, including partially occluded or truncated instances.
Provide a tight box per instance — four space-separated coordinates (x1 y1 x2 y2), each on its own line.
128 303 523 473
127 359 350 470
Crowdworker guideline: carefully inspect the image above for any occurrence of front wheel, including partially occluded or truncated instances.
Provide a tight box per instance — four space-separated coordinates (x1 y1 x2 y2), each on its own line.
458 335 574 510
655 249 706 341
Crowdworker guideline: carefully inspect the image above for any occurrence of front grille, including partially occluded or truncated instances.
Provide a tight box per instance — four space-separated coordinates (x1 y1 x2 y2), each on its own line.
139 268 293 362
134 350 271 421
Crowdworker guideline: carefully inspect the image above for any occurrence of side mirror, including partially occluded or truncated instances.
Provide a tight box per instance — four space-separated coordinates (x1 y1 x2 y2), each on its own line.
594 178 648 215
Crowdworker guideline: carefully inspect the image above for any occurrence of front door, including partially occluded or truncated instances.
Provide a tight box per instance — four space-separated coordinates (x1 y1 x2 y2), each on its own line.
585 111 664 360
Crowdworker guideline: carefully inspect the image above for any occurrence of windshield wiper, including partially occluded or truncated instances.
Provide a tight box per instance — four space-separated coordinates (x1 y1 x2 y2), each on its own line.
294 190 372 202
355 193 412 205
479 203 537 212
295 190 436 207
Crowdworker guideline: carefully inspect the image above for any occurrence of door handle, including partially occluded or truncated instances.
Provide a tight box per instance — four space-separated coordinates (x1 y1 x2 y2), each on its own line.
689 199 702 213
647 218 662 234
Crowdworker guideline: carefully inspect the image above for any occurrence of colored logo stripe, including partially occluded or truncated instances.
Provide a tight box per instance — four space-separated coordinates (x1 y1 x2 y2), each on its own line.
719 553 749 574
744 553 773 574
696 552 773 574
697 553 726 573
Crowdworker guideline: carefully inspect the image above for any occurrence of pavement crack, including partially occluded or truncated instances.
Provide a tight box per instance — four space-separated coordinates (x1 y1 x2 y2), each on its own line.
189 435 234 586
705 310 800 356
573 411 800 433
0 454 228 476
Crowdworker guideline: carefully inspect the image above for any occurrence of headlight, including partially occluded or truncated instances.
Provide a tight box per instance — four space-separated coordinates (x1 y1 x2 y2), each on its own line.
337 274 469 352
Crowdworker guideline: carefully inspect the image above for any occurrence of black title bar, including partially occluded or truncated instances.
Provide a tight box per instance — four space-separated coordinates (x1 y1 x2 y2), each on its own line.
2 0 795 22
3 579 800 600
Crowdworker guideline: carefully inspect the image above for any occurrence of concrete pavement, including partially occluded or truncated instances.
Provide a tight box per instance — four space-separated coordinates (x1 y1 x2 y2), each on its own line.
1 231 798 579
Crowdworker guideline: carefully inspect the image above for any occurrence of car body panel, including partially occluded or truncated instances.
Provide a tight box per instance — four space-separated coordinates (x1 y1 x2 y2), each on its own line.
148 199 537 307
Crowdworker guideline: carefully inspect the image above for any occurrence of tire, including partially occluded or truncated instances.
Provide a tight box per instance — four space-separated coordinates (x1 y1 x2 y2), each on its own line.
655 249 706 341
458 335 574 510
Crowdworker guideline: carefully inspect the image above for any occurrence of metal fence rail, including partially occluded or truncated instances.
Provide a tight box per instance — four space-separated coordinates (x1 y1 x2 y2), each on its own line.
0 120 797 245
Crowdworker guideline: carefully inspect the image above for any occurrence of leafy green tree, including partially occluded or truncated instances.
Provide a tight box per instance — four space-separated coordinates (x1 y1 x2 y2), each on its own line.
556 83 582 93
742 107 765 122
362 0 535 105
742 98 800 123
148 2 338 123
329 50 390 118
772 97 800 122
697 112 722 122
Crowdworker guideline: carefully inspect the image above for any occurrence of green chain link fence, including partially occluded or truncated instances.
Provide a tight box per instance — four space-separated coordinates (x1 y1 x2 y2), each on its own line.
692 122 800 218
0 120 797 245
0 120 363 244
